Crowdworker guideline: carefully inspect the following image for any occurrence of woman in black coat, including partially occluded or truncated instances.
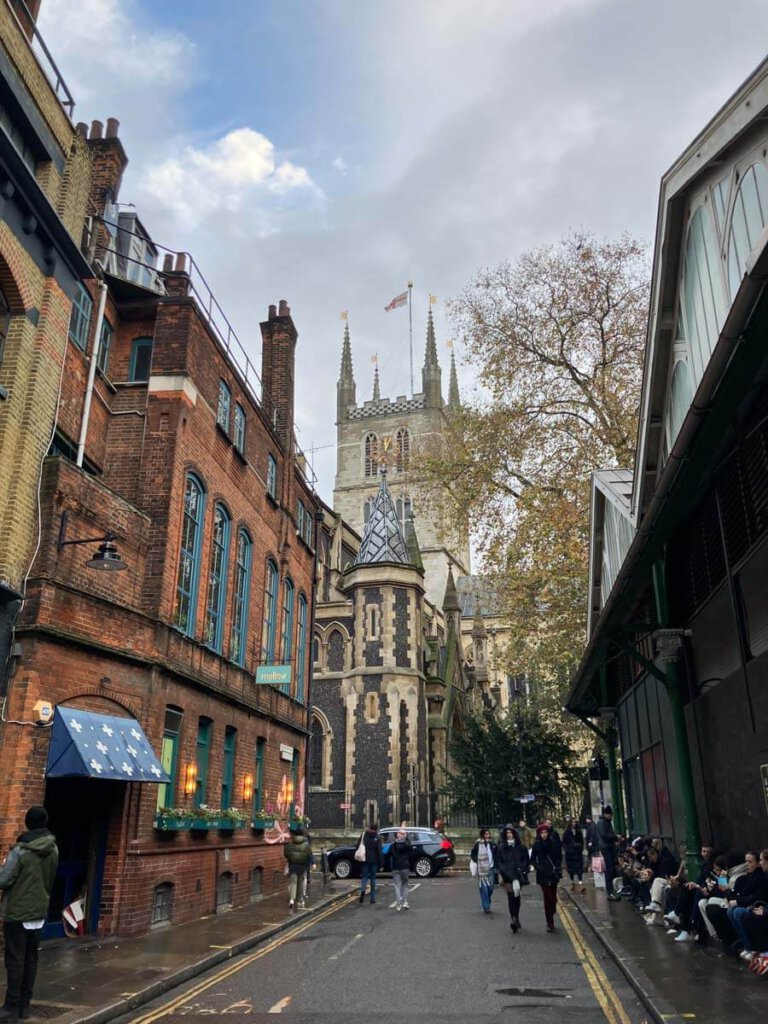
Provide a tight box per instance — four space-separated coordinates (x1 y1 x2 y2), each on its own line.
531 823 563 932
563 819 586 892
496 825 530 933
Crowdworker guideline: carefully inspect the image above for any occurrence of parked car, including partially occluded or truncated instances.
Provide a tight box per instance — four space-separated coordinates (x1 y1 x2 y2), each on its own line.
327 827 455 879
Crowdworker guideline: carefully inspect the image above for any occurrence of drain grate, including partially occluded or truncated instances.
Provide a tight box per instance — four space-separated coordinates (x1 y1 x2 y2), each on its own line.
28 1004 77 1019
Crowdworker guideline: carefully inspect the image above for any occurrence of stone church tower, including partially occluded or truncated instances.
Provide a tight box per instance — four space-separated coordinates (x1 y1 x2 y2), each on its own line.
333 311 470 607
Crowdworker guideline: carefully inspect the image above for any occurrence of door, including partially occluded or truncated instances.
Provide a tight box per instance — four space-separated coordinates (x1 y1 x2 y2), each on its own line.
43 778 121 939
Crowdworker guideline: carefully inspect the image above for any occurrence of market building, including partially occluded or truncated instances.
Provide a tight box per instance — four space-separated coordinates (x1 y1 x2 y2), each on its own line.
568 58 768 856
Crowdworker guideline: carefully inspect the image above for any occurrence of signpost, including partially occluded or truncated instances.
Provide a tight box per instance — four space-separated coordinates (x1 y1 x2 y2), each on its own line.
256 665 292 687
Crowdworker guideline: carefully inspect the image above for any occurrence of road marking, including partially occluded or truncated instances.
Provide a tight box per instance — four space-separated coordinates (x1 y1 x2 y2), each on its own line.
387 882 421 908
559 902 632 1024
128 892 358 1024
268 995 292 1012
328 932 363 960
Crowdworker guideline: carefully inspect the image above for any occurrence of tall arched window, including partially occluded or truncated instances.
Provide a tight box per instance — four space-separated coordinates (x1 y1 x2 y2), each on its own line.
296 593 308 703
328 629 345 672
395 495 412 534
204 503 230 652
230 529 252 667
308 716 324 788
261 559 278 663
363 496 374 525
280 578 295 685
395 427 410 472
681 205 727 386
727 162 768 299
174 474 206 636
364 433 379 478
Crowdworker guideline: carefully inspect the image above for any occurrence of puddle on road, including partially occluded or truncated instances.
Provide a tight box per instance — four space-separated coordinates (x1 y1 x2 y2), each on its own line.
496 987 572 999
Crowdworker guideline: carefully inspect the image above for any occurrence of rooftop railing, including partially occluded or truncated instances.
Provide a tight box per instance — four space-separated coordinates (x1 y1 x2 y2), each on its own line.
5 0 75 118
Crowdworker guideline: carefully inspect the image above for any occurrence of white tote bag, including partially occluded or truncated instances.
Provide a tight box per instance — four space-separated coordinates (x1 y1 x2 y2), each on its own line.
354 834 366 863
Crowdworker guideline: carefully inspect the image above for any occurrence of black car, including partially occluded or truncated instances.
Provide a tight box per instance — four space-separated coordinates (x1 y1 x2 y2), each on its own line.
327 827 455 879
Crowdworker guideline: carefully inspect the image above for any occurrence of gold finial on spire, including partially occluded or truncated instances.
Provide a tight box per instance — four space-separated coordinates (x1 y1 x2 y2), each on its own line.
340 310 348 321
429 293 438 305
371 353 378 364
447 339 454 350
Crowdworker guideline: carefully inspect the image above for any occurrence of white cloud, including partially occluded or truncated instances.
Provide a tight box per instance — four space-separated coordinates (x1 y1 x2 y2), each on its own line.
332 156 348 175
141 128 322 229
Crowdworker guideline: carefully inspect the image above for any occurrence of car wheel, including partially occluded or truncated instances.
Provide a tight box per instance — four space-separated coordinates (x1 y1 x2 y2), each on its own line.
334 858 352 879
414 857 433 878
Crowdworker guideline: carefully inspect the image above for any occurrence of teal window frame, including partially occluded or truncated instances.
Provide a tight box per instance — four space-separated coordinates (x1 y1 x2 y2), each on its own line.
296 593 307 704
234 403 246 454
203 502 231 652
221 726 237 810
304 507 313 547
129 337 153 381
266 454 277 499
68 284 92 351
174 473 206 637
97 317 113 376
230 529 252 667
156 706 183 812
261 559 278 663
217 379 231 433
253 737 265 815
195 716 213 808
297 500 305 541
280 577 295 687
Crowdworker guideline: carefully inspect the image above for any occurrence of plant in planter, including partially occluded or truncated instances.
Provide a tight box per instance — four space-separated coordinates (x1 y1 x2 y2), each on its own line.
190 804 218 830
154 807 193 831
251 808 276 830
218 807 248 830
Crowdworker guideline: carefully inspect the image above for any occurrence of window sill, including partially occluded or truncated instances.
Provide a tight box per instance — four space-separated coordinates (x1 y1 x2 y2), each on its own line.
233 445 248 466
265 492 278 509
216 422 233 444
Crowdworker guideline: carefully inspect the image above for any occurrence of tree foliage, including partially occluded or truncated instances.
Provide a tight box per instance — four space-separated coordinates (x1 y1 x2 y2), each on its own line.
413 231 649 711
444 707 582 824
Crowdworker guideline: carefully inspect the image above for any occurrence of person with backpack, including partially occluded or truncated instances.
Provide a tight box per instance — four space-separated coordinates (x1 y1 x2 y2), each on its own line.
283 826 312 910
390 828 412 911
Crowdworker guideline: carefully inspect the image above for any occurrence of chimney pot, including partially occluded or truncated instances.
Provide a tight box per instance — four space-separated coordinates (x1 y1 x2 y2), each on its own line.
162 254 174 272
90 120 103 140
174 252 187 273
76 122 88 138
106 118 120 139
278 299 290 316
268 304 277 320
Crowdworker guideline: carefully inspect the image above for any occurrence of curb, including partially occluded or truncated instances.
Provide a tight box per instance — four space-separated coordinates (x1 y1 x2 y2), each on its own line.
67 886 356 1024
563 891 686 1024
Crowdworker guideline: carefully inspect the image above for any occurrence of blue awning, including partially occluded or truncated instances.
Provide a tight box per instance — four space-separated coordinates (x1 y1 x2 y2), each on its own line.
46 708 170 782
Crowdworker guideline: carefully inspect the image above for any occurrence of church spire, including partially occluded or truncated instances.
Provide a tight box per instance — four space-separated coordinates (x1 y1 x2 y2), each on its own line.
372 360 380 402
354 472 410 566
448 349 460 409
422 307 443 408
404 511 424 572
336 317 356 424
424 308 439 370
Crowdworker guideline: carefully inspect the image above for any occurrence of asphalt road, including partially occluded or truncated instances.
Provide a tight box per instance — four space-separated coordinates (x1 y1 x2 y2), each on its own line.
121 876 646 1023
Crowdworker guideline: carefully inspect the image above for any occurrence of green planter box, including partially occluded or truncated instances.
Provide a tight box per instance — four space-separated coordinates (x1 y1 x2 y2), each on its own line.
217 819 247 831
190 818 212 831
154 816 192 832
251 818 275 831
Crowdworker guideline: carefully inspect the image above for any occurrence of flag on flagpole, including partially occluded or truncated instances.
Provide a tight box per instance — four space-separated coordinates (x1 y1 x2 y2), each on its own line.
384 291 408 312
429 293 438 305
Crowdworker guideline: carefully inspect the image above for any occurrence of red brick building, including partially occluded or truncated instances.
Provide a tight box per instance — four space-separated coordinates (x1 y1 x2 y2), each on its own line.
0 116 319 938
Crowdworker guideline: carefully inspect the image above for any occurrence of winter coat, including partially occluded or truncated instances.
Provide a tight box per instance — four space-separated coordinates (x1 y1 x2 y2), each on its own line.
496 839 529 885
732 867 767 907
0 829 58 923
585 822 598 855
470 841 498 875
563 827 585 874
650 846 678 880
284 833 312 873
531 836 562 886
390 837 411 872
596 815 618 852
362 829 382 867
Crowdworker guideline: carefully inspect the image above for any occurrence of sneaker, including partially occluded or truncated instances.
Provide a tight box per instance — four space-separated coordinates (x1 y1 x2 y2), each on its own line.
664 912 680 925
674 931 693 942
740 950 754 962
666 928 678 936
396 902 402 912
647 901 662 913
644 914 658 926
607 893 621 901
403 901 409 910
297 901 305 909
288 899 294 909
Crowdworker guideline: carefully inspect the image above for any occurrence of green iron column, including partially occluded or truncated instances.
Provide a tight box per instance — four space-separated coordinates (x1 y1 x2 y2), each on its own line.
652 561 701 877
598 661 626 835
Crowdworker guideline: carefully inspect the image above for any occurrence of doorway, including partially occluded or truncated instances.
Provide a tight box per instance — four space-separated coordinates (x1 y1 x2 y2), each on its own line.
43 778 122 939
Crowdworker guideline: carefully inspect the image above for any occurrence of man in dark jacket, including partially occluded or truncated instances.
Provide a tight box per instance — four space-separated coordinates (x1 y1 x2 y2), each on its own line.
0 807 58 1021
390 828 412 911
283 827 312 910
596 806 621 900
358 824 381 905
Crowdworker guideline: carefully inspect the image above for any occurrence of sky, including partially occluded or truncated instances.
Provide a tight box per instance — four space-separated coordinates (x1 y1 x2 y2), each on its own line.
38 0 768 503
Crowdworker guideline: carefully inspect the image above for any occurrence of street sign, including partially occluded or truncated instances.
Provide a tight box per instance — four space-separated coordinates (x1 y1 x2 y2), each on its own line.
516 794 535 803
256 665 292 686
279 744 294 762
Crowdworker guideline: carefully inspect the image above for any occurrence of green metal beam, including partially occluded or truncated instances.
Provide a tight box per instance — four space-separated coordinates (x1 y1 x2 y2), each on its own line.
608 632 667 684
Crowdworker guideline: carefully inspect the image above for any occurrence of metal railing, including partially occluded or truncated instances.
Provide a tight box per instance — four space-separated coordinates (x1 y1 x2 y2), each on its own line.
5 0 75 117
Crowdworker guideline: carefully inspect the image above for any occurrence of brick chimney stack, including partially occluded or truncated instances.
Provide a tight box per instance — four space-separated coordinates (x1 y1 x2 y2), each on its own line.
84 117 129 268
260 300 297 454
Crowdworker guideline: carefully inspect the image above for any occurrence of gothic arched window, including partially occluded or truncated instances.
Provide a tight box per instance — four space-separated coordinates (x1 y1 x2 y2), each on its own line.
364 433 379 478
308 716 324 789
395 427 410 473
395 495 412 534
328 629 345 672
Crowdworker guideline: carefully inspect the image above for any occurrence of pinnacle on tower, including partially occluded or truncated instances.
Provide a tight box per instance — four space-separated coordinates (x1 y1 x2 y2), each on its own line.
448 349 461 408
353 473 410 566
372 362 380 402
422 306 443 408
336 318 357 423
404 511 424 572
339 321 354 385
424 307 439 370
443 564 460 613
472 594 487 637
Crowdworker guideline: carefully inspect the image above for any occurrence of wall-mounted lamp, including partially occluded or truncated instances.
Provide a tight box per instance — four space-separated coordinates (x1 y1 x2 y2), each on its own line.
184 763 198 795
243 774 254 802
57 512 127 571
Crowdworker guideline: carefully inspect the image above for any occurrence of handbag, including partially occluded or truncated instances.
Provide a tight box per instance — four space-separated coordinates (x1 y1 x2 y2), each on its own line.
591 855 605 874
354 834 366 863
469 859 478 877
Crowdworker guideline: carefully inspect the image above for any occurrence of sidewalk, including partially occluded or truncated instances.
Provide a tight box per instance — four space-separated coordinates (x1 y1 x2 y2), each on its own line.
564 883 768 1024
29 880 353 1024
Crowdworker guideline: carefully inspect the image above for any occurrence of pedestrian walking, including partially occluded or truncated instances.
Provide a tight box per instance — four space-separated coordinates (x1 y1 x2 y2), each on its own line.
470 828 498 914
584 817 598 860
390 827 411 911
518 820 535 850
283 825 312 910
358 823 382 905
0 806 58 1022
531 822 562 932
596 806 621 900
496 825 529 933
563 819 586 892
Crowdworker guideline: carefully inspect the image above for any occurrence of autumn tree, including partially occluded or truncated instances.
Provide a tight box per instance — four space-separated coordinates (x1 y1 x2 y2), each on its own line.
413 232 649 712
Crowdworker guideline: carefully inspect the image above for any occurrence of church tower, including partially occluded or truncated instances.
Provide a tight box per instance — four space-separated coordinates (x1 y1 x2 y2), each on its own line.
333 311 470 607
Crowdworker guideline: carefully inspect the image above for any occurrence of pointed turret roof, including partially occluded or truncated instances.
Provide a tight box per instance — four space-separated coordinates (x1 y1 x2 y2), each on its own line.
424 307 439 370
354 473 410 566
448 350 460 408
404 512 424 572
443 565 460 613
339 321 354 385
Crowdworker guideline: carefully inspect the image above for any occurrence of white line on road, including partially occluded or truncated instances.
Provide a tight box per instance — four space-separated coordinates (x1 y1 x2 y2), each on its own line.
328 932 364 960
268 995 292 1013
388 882 421 908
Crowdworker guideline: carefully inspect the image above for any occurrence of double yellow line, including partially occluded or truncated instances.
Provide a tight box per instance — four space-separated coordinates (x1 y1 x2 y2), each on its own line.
128 892 358 1024
559 901 633 1024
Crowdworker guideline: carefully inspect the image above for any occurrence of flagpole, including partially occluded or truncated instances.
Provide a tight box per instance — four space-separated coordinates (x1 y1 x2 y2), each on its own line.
407 280 414 396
